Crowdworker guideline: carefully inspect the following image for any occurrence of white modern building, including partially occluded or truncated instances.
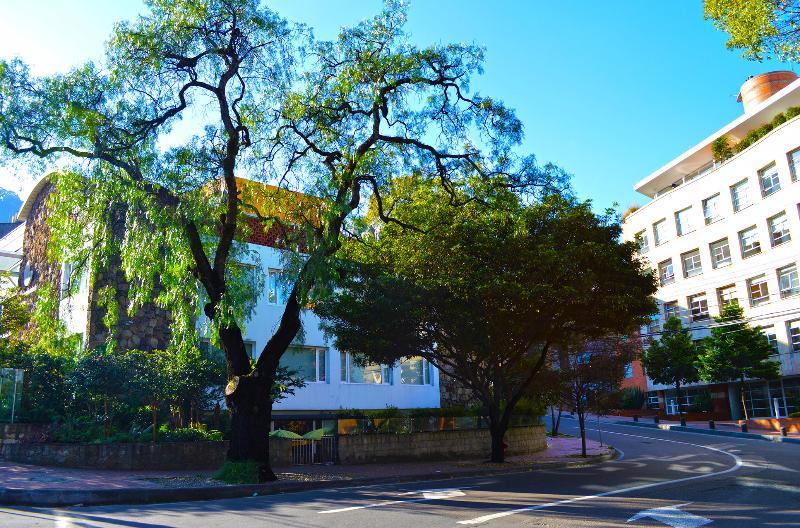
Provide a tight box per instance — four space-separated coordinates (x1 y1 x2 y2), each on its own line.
1 177 441 417
623 71 800 419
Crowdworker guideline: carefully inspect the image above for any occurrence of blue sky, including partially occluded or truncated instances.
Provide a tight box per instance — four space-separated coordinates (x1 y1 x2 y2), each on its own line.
0 0 794 212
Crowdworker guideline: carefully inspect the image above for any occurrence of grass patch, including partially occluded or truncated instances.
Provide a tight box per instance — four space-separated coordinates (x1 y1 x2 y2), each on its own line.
213 460 262 484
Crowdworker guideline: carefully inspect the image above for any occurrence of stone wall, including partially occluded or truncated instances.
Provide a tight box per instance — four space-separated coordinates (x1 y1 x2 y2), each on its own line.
0 423 52 448
337 425 546 464
438 368 477 408
0 438 292 470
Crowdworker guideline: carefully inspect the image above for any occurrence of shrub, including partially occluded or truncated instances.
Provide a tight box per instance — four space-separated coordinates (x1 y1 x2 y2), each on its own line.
786 106 800 120
213 460 261 484
789 411 800 418
711 136 733 162
619 387 646 410
158 425 224 442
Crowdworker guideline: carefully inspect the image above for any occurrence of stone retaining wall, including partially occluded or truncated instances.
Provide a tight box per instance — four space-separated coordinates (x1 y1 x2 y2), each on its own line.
0 438 292 470
0 423 52 447
337 425 546 464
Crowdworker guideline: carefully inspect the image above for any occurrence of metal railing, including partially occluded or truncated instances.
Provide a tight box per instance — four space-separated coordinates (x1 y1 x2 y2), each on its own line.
291 435 338 464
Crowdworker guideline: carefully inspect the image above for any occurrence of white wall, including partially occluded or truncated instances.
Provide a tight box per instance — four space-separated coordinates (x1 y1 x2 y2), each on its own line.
624 117 800 388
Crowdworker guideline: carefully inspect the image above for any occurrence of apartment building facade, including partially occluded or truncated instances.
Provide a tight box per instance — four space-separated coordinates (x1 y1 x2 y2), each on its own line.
623 71 800 420
2 176 441 416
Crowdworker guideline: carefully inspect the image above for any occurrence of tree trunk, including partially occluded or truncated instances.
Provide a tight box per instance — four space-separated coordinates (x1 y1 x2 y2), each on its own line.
151 403 158 442
225 373 275 482
550 405 562 436
675 380 682 418
578 408 587 457
489 422 507 463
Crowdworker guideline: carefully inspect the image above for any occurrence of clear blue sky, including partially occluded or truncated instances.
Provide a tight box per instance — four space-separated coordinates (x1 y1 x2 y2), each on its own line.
0 0 794 212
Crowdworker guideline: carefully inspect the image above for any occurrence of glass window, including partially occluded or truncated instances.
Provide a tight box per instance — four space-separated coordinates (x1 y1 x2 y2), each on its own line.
341 352 392 384
675 207 694 236
688 293 709 321
663 301 679 321
653 219 669 246
281 346 327 382
623 363 633 378
739 226 762 258
789 320 800 353
758 162 781 197
709 238 732 268
400 356 433 385
748 275 770 306
778 264 800 298
768 212 791 246
635 230 649 254
681 249 703 278
759 326 779 354
658 259 675 286
788 147 800 182
267 269 289 304
730 179 751 212
717 285 737 308
702 194 722 225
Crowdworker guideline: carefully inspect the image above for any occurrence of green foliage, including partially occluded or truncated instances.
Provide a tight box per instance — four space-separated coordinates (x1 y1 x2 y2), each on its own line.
619 387 646 410
697 304 780 384
690 391 713 413
711 135 734 162
789 411 800 418
732 107 800 153
158 424 224 442
213 460 262 484
643 317 700 389
705 0 800 62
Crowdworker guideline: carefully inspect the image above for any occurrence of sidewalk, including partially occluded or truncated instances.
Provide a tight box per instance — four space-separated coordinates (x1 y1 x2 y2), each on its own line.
608 414 800 438
0 436 614 506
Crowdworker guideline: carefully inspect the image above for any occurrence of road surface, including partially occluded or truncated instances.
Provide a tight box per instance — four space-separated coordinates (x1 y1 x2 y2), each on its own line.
1 417 798 527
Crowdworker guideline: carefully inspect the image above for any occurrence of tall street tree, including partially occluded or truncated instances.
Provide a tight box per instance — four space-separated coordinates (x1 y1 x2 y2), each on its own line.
697 303 780 420
315 180 657 462
705 0 800 62
1 0 551 479
642 316 701 418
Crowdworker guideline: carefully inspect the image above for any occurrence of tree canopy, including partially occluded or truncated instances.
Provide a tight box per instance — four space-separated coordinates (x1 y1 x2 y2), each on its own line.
705 0 800 62
642 316 700 415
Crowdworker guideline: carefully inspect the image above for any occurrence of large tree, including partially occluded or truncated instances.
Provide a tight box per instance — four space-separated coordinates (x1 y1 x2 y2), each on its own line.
315 181 656 462
0 0 548 479
642 316 701 418
705 0 800 62
697 303 780 420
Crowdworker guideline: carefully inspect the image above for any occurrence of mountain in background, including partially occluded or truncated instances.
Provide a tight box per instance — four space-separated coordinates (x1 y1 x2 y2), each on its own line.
0 189 22 223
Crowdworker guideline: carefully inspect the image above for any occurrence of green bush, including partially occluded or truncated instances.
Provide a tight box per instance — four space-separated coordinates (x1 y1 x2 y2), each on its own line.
213 460 262 484
619 387 646 410
711 136 733 162
158 425 224 442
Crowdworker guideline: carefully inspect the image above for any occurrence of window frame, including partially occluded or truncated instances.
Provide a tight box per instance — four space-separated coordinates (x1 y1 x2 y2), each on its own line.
709 238 732 269
635 230 649 254
778 264 800 299
730 179 751 213
702 193 722 225
663 300 679 321
758 162 781 197
788 147 800 183
681 249 703 278
658 258 675 286
687 293 709 322
674 207 694 236
768 212 791 247
340 352 393 385
738 225 762 259
747 275 770 307
653 219 668 246
399 356 434 385
788 320 800 353
282 346 328 383
717 284 737 309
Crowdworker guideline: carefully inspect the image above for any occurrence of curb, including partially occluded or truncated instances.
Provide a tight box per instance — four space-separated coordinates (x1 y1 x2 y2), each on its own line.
615 420 800 444
0 449 616 507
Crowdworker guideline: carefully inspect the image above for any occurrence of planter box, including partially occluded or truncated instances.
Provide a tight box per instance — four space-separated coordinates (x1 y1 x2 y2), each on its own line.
745 417 800 433
0 438 292 470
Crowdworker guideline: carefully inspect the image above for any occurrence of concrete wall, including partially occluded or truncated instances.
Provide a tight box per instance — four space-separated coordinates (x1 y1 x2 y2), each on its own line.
0 438 292 470
0 423 52 447
337 425 546 464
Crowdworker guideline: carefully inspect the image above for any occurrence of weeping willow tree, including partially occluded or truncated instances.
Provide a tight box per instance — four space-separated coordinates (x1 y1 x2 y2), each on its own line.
0 0 562 480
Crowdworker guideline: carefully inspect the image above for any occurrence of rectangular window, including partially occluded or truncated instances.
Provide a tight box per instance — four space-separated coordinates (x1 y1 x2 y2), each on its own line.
748 275 770 306
788 147 800 182
400 356 433 385
739 226 762 258
709 238 732 268
717 284 737 308
663 300 679 321
789 320 800 353
760 325 779 354
702 194 722 225
199 339 255 359
730 179 751 212
688 293 709 321
341 352 392 384
681 249 703 278
758 162 781 197
267 269 288 305
768 212 791 246
778 264 800 298
653 219 668 246
658 259 675 286
635 230 649 254
280 346 327 382
675 207 694 236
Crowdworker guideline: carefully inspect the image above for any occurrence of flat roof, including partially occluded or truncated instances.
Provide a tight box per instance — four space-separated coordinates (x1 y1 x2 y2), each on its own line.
634 77 800 198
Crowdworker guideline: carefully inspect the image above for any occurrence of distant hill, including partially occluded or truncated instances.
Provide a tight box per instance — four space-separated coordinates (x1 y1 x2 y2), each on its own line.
0 189 22 222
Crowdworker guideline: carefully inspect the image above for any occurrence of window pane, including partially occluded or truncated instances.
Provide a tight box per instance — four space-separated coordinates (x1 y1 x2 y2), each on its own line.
635 230 649 253
703 194 722 224
731 180 751 212
748 276 770 306
759 163 781 197
717 285 737 308
688 294 709 321
710 238 732 268
659 259 675 286
281 347 317 381
653 219 668 246
769 213 791 246
681 249 702 278
675 207 694 236
789 320 800 353
400 357 425 384
779 265 800 298
340 352 347 382
739 226 761 258
318 349 326 381
788 148 800 182
664 301 679 320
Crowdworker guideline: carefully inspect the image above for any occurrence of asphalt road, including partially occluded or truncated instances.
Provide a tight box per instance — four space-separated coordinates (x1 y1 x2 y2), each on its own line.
1 417 799 527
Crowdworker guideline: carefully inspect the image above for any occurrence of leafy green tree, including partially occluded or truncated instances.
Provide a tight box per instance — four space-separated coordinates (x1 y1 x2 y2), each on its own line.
642 316 700 418
1 0 546 479
316 182 656 462
697 303 780 420
705 0 800 62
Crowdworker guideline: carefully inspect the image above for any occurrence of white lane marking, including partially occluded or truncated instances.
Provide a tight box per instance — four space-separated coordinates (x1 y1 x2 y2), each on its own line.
54 516 73 528
457 430 743 525
627 502 712 527
319 487 469 514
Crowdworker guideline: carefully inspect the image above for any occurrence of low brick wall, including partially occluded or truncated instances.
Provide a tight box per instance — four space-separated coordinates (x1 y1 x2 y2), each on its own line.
0 438 292 470
0 423 52 447
337 425 546 464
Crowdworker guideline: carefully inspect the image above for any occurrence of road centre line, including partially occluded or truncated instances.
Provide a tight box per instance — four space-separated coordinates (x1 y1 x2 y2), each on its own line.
457 429 743 525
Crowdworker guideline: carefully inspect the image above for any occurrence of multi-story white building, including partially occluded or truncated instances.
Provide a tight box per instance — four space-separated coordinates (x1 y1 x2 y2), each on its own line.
1 177 441 418
623 71 800 420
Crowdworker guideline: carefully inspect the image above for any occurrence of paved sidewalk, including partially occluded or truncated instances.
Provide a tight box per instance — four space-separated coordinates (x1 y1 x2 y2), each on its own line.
0 436 610 492
607 413 800 437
